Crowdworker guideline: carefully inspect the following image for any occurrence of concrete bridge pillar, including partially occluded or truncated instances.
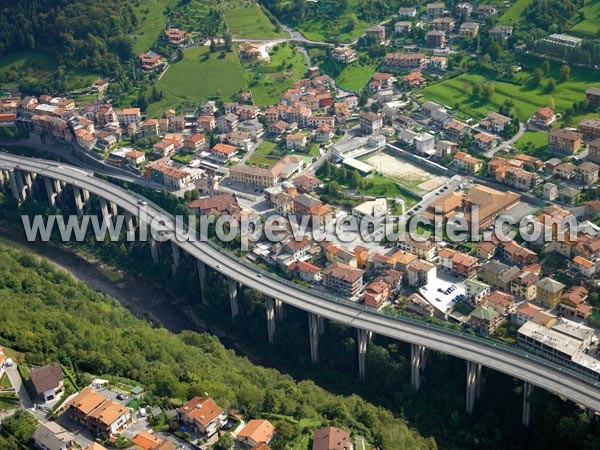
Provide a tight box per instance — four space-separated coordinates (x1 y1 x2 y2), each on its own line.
274 299 285 322
265 296 276 344
9 169 27 202
197 261 208 305
0 170 8 189
308 313 320 364
44 177 57 207
82 189 90 202
411 344 426 391
99 198 110 219
358 329 371 382
72 186 85 216
110 201 118 217
466 361 482 414
125 214 136 241
171 242 180 276
149 236 159 264
228 278 240 318
53 179 63 196
522 382 534 427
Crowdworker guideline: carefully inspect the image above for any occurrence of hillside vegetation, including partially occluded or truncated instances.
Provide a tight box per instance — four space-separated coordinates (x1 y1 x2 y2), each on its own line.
0 243 436 450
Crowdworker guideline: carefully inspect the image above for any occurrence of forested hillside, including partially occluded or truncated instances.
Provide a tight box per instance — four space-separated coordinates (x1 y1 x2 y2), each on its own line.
0 0 137 71
0 243 437 450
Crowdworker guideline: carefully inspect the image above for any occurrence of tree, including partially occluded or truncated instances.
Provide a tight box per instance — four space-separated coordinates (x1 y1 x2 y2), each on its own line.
224 32 233 52
213 432 233 450
210 39 217 53
541 59 550 75
136 93 148 111
560 64 571 82
533 67 544 86
546 77 557 92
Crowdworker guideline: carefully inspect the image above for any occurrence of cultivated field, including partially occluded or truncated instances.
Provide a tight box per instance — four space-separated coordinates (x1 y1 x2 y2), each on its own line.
150 46 247 116
421 66 600 121
571 0 600 37
223 1 286 38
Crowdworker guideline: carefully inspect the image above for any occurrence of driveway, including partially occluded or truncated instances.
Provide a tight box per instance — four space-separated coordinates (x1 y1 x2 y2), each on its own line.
5 365 33 410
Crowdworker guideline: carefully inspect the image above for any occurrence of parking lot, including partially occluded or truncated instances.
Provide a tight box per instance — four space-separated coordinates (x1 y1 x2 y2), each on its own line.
418 271 467 315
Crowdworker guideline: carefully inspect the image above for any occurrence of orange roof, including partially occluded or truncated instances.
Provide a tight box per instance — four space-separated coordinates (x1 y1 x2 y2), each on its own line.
212 143 237 154
88 399 130 426
132 431 163 450
68 387 106 416
85 444 108 450
237 420 275 445
573 255 594 269
178 397 223 427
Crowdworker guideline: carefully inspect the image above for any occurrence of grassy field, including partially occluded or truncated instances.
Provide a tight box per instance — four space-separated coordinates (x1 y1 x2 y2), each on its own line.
247 140 281 167
359 174 421 208
247 43 309 106
421 67 600 122
0 373 12 389
514 130 548 151
499 0 533 23
132 0 179 54
571 0 600 37
223 1 286 38
150 46 247 117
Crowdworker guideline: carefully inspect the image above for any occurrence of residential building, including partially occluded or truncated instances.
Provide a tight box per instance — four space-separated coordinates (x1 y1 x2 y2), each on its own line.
571 255 595 278
548 128 582 155
406 293 435 318
543 182 559 201
139 52 163 70
530 107 556 129
406 259 436 287
216 113 239 133
403 71 426 88
117 108 141 125
414 132 435 155
586 87 600 108
576 161 599 185
426 30 447 48
445 119 470 141
289 261 322 282
398 236 438 261
398 7 417 17
237 420 275 448
287 133 308 150
577 118 600 140
363 280 390 309
536 277 566 307
33 422 76 450
197 115 215 132
67 387 132 436
459 22 479 38
489 25 513 39
465 276 491 304
427 2 445 18
463 184 521 229
473 132 498 151
178 397 226 436
453 152 482 173
312 427 352 450
486 291 516 316
324 262 364 297
165 28 189 46
30 363 64 402
395 21 412 34
559 286 592 319
331 47 356 63
515 302 543 326
384 53 426 70
470 305 502 335
365 25 386 43
183 133 206 152
479 112 512 133
359 112 383 134
210 143 238 163
239 43 265 62
477 4 497 18
433 17 455 31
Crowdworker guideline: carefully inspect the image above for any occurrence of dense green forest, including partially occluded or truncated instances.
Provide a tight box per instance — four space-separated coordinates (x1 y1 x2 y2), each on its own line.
0 0 137 71
0 242 436 450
